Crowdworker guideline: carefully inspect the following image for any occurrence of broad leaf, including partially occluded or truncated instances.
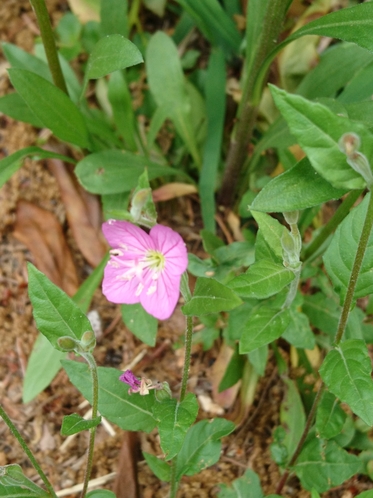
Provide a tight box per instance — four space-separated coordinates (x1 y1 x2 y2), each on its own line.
319 339 373 426
62 360 157 432
323 194 373 303
143 452 171 482
294 437 362 492
280 378 305 460
75 150 185 194
0 464 48 498
61 413 101 436
251 211 285 262
271 86 373 190
218 469 263 498
240 308 290 353
0 93 43 127
153 393 199 460
182 277 242 315
176 418 235 480
251 158 347 212
8 69 90 149
28 264 93 350
228 260 294 299
316 391 346 439
282 300 315 350
121 304 158 347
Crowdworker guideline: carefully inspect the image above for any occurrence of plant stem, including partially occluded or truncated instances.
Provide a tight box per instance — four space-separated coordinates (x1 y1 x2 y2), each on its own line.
218 0 289 209
0 403 57 498
276 191 373 494
80 353 99 498
302 190 362 262
29 0 68 94
169 459 179 498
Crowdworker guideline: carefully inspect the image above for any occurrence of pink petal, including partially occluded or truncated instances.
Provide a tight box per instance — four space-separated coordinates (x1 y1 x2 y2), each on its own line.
102 220 155 256
149 225 188 275
140 271 181 320
102 262 142 305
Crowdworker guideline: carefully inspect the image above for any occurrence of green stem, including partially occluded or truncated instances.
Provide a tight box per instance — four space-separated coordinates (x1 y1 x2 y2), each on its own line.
80 353 99 498
169 459 179 498
29 0 68 94
218 0 289 208
276 191 373 494
0 404 57 498
302 190 362 262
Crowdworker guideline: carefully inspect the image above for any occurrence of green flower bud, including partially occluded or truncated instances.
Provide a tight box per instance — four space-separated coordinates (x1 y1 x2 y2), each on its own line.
339 132 373 187
154 382 172 401
80 330 96 351
57 336 79 352
283 211 299 225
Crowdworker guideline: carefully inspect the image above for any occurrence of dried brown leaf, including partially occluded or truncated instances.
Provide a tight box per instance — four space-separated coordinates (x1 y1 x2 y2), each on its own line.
152 183 197 202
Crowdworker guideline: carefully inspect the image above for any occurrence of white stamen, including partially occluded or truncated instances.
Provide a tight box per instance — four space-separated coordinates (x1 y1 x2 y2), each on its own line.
135 283 144 296
147 284 157 295
108 219 116 225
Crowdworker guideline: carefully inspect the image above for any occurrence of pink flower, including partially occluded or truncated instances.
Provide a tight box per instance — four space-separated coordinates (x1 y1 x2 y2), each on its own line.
102 220 188 320
119 370 141 390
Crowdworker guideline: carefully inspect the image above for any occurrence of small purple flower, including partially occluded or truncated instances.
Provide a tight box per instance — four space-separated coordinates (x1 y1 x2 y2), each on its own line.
102 220 188 320
119 370 141 390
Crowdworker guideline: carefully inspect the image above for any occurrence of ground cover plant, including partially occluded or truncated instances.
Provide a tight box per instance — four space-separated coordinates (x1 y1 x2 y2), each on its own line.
2 0 373 496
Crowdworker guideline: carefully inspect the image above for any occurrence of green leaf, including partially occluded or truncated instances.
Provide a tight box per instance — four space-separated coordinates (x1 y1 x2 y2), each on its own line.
285 2 373 54
182 277 242 316
240 308 291 354
176 418 235 480
28 263 93 351
228 260 294 299
72 253 109 314
143 452 171 482
251 211 285 262
270 85 373 190
86 491 116 498
121 304 158 347
61 413 101 436
319 339 373 426
280 378 305 460
218 346 245 392
218 469 263 498
8 69 90 149
75 150 185 194
62 360 157 432
200 229 225 257
323 194 373 303
251 158 347 212
0 464 49 498
356 492 373 498
282 304 315 350
100 0 128 37
316 391 347 440
0 93 43 127
22 334 66 403
2 42 51 81
0 146 76 189
294 437 362 492
84 35 142 89
146 32 201 166
153 393 199 461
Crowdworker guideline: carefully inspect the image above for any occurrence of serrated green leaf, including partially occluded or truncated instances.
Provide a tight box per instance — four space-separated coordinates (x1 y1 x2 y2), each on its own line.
240 308 291 354
319 339 373 426
0 465 49 498
121 304 158 347
218 469 263 498
8 69 90 149
153 393 199 460
294 437 362 492
316 391 347 440
143 452 171 482
182 277 242 316
251 158 347 212
61 413 101 436
323 194 373 303
62 360 157 432
176 418 235 480
28 264 93 351
228 260 294 299
75 150 186 194
270 86 373 190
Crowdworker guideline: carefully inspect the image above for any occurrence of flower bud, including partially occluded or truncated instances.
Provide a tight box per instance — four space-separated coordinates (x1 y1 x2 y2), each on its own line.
283 211 299 225
80 330 96 351
154 382 172 401
339 132 373 187
57 336 79 352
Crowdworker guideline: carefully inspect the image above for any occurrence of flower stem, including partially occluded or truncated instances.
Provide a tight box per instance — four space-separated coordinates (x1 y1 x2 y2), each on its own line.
79 353 99 498
276 192 373 494
0 403 57 498
29 0 68 94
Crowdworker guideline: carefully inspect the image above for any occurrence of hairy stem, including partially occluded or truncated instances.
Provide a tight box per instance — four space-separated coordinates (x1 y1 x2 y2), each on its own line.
219 0 289 208
80 353 99 498
276 192 373 494
29 0 68 94
0 403 57 497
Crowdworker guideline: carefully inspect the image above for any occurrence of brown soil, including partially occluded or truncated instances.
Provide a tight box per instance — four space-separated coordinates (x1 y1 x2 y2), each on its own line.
0 2 371 498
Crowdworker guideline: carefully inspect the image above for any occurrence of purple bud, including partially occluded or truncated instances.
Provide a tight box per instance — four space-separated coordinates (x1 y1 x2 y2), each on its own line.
119 370 141 390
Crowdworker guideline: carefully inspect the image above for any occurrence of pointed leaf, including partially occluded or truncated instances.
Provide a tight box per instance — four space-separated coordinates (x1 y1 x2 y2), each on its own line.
316 391 347 439
228 260 294 299
319 339 373 426
251 211 285 261
0 465 49 498
240 308 291 353
153 393 199 460
182 277 242 316
218 469 263 498
62 360 157 432
143 453 171 482
61 413 101 436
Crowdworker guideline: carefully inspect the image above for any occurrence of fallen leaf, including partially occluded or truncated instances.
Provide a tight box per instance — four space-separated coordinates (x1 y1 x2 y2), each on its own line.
47 157 107 267
112 432 140 498
13 200 79 296
210 342 240 410
152 183 197 202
